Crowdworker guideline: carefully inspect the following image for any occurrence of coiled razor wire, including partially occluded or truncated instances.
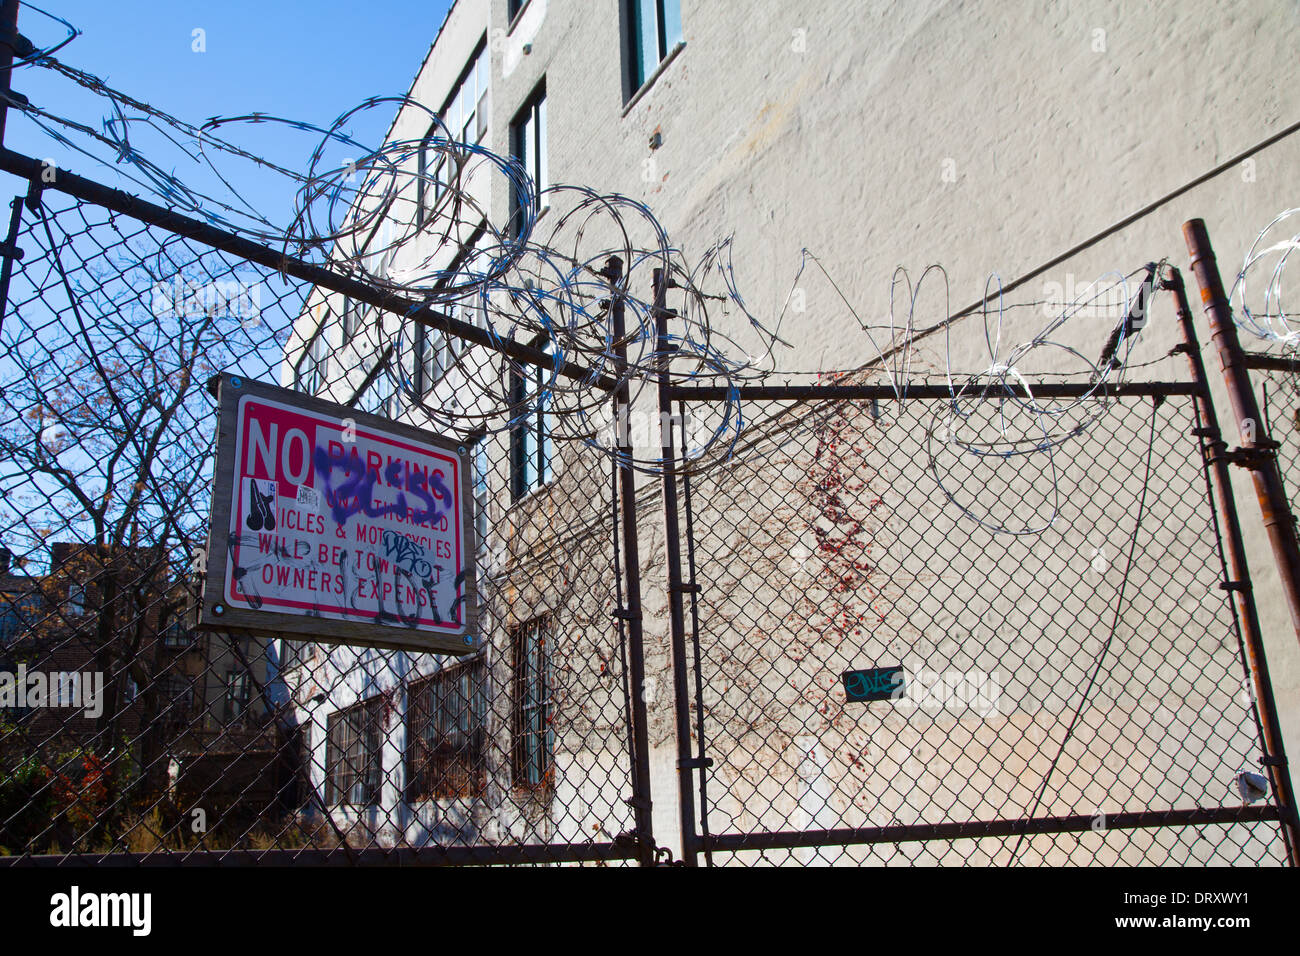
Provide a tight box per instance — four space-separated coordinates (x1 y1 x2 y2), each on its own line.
1232 207 1300 349
0 13 1161 532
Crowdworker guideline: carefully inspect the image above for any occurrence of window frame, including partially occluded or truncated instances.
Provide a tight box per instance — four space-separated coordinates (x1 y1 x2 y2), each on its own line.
326 696 385 807
66 583 85 617
511 616 553 790
223 670 250 723
162 619 191 649
418 37 489 230
625 0 683 101
293 310 330 397
509 83 547 237
509 344 554 503
404 658 488 802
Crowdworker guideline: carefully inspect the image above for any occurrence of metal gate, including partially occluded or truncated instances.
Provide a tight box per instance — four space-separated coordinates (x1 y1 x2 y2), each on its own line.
657 265 1299 866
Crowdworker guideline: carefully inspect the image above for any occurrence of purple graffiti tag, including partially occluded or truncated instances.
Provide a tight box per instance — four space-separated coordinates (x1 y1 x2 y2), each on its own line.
313 445 454 529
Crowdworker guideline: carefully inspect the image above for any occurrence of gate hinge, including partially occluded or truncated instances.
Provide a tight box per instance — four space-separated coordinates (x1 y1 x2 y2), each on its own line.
678 757 714 771
623 795 652 811
1207 443 1279 469
1219 580 1250 594
1259 755 1287 769
611 831 643 853
1189 426 1218 439
611 608 642 622
670 582 701 594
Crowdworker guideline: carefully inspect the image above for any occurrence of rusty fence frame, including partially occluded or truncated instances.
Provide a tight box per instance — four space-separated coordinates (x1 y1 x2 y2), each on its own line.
656 261 1300 866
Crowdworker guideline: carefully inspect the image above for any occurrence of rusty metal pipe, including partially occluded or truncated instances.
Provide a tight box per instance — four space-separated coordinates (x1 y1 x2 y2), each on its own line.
1168 262 1299 865
1184 219 1300 649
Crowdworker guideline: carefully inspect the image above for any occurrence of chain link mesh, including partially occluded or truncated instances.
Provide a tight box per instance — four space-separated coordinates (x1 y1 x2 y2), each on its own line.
0 192 639 863
0 187 1290 866
671 387 1287 865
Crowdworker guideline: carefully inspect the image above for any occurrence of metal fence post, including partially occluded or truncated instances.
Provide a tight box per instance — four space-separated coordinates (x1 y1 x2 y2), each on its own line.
1184 218 1300 653
0 0 21 148
603 255 657 865
1167 263 1300 865
653 268 701 866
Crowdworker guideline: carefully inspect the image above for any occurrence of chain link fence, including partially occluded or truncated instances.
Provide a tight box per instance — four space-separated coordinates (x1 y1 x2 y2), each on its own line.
665 379 1291 865
1249 355 1300 521
0 187 643 864
0 169 1294 866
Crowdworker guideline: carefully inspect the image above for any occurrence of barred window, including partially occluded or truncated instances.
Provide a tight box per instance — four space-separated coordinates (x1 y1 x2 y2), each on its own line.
512 617 552 788
405 658 487 801
162 619 191 648
326 697 385 806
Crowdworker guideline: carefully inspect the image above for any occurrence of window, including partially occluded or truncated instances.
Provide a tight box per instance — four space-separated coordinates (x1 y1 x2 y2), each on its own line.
626 0 682 93
161 675 195 729
66 584 85 617
413 323 448 398
362 360 398 419
510 85 547 236
405 659 487 801
294 331 328 396
510 350 553 501
512 617 552 788
223 670 250 723
162 619 191 648
280 638 314 674
326 698 385 805
161 675 193 705
0 594 39 645
473 440 489 550
341 296 359 342
403 233 486 401
419 39 489 225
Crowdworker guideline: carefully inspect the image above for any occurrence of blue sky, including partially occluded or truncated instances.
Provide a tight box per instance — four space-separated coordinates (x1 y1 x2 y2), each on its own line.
2 0 452 227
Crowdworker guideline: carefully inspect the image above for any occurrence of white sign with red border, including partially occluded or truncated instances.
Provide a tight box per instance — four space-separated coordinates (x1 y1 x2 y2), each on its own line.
200 374 477 655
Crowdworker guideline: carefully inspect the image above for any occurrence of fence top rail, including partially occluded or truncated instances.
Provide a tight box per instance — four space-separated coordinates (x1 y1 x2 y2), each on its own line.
0 145 619 392
665 381 1203 402
1241 351 1300 373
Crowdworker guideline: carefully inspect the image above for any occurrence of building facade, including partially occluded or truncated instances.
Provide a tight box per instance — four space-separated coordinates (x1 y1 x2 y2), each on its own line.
279 0 1300 862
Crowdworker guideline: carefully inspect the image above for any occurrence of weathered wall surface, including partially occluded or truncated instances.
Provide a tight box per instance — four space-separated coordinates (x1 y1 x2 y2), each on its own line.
482 0 1300 860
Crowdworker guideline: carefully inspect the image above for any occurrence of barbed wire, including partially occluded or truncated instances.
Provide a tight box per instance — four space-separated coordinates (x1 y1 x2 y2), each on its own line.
1231 207 1300 349
2 19 1164 530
